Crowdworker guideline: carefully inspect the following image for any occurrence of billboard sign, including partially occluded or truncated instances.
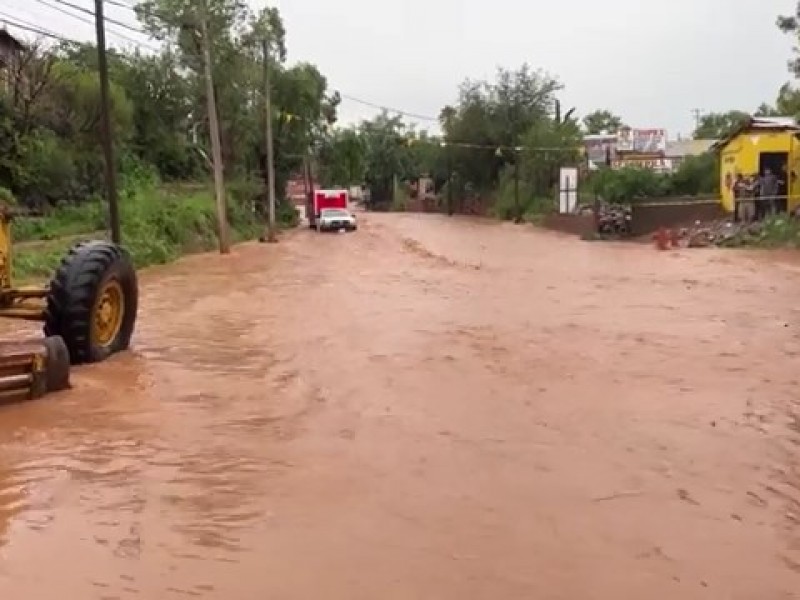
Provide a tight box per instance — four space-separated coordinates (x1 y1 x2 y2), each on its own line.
616 127 634 152
616 128 667 154
583 134 617 165
632 128 666 153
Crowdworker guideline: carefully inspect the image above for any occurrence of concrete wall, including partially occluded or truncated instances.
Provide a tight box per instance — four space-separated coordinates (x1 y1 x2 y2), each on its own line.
629 198 723 236
541 213 596 237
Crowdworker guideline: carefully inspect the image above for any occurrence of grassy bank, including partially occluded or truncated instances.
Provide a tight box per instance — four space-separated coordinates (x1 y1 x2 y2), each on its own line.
12 182 295 282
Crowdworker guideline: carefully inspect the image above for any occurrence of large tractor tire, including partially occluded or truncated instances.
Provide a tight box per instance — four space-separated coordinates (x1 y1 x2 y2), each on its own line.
44 240 138 365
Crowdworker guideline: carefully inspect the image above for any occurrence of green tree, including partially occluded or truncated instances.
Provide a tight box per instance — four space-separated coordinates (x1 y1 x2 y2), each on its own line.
692 111 749 139
778 6 800 76
360 112 414 208
442 64 562 193
317 127 366 186
582 109 623 134
759 83 800 118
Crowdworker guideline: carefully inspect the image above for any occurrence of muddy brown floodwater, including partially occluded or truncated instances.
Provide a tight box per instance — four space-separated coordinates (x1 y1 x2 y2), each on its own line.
1 212 799 599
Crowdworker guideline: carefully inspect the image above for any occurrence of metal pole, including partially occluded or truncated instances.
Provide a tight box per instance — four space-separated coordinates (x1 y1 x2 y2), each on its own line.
200 2 230 254
263 38 277 243
94 0 120 244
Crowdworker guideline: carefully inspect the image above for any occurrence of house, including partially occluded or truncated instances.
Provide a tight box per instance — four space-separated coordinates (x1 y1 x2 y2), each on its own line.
713 116 800 213
0 28 24 93
663 138 716 169
582 129 715 174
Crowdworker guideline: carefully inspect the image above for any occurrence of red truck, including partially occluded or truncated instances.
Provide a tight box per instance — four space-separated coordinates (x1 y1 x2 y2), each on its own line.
307 189 349 229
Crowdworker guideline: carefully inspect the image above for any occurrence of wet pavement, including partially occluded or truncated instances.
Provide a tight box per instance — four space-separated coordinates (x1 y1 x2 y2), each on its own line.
1 212 799 599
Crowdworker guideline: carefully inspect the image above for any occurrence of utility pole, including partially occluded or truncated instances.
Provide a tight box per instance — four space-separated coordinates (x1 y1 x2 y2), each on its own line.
514 145 521 223
446 147 453 216
262 38 277 243
94 0 120 244
200 2 230 254
691 108 703 130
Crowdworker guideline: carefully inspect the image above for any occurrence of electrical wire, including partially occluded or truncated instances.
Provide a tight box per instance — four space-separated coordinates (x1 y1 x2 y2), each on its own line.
46 0 146 35
337 93 439 122
104 0 136 8
0 9 62 38
27 0 158 50
8 1 464 136
0 14 69 42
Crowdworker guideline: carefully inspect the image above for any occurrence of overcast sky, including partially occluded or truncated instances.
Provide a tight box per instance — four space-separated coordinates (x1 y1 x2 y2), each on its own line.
2 0 797 138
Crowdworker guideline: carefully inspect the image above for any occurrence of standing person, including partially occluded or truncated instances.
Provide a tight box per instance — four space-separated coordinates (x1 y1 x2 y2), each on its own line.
732 173 745 222
741 175 757 222
778 164 789 213
760 167 779 218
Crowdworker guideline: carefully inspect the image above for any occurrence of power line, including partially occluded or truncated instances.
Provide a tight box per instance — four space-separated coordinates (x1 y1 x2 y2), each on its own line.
104 0 136 8
30 0 158 50
10 3 448 131
0 10 63 38
0 14 70 42
45 0 145 35
338 93 439 122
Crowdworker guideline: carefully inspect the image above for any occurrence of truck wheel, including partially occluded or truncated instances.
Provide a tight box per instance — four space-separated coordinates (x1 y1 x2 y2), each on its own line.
44 240 138 365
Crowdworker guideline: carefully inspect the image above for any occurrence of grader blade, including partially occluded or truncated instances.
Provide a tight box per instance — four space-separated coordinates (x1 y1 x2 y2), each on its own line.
0 336 70 404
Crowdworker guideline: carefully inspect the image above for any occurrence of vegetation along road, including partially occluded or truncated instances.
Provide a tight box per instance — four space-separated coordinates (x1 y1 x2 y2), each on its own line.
0 212 798 598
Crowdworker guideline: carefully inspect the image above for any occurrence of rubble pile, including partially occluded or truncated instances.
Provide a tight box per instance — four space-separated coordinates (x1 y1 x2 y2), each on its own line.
682 219 763 248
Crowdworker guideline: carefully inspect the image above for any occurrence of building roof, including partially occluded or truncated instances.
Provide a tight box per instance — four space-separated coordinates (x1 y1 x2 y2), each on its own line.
0 29 24 52
712 116 800 151
665 139 716 157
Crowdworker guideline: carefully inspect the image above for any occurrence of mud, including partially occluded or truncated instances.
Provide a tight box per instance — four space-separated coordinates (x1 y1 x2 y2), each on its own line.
1 212 799 599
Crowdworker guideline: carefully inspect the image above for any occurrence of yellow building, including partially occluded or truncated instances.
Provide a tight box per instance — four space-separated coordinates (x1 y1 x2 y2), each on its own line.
715 116 800 213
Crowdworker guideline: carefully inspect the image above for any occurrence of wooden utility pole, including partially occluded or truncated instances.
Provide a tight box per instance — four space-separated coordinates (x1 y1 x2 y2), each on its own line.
262 38 277 243
446 147 454 216
94 0 120 244
200 3 230 254
514 146 521 223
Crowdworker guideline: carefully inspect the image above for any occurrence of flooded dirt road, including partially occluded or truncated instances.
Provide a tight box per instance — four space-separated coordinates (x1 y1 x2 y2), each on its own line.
1 212 799 598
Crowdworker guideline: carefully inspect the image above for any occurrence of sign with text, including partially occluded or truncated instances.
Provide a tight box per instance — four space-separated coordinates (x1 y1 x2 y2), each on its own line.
616 128 667 154
612 157 674 172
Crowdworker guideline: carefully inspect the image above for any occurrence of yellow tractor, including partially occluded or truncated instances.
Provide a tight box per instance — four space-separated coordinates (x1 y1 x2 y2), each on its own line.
0 204 138 403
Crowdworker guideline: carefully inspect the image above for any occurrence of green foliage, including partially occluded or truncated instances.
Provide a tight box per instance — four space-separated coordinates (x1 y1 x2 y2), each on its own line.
757 83 800 119
0 187 16 205
1 2 337 213
317 127 366 186
670 153 719 196
440 64 564 193
13 183 261 281
588 167 670 203
360 113 415 207
491 165 553 220
692 111 749 140
582 109 624 134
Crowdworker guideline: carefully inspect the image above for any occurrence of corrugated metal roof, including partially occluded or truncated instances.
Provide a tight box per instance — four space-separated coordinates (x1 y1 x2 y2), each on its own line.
713 115 800 151
748 116 798 129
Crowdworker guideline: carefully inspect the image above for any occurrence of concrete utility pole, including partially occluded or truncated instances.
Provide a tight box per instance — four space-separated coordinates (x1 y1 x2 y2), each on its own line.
200 1 231 254
262 38 277 243
94 0 120 244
